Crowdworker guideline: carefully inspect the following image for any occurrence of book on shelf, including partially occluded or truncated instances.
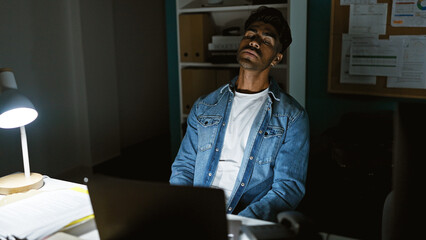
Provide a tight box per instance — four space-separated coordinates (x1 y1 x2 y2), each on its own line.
208 50 238 64
208 42 239 51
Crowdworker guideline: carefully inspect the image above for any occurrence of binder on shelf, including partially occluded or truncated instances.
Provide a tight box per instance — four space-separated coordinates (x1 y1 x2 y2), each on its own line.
182 68 217 114
179 13 214 62
216 68 238 87
181 68 238 114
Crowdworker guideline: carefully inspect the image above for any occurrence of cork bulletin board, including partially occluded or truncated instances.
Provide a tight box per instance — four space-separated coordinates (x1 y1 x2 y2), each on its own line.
328 0 426 99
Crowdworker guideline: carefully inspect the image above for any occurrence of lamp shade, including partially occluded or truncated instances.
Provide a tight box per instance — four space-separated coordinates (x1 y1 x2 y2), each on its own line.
0 68 38 129
0 89 38 128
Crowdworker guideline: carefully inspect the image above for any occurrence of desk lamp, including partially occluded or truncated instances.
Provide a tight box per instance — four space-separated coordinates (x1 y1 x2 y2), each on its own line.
0 68 43 195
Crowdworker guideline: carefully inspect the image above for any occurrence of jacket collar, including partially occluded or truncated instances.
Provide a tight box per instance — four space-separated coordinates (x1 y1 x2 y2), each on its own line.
223 76 281 102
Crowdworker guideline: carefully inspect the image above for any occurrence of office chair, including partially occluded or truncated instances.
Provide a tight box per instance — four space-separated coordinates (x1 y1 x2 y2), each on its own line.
381 102 425 240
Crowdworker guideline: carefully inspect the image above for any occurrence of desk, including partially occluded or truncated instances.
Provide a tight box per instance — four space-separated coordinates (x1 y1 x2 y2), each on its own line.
0 177 359 240
69 214 274 240
67 212 360 240
0 176 274 240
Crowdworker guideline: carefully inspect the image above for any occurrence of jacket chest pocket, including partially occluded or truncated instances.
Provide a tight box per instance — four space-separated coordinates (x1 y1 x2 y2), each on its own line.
197 115 222 151
264 126 284 139
257 126 285 165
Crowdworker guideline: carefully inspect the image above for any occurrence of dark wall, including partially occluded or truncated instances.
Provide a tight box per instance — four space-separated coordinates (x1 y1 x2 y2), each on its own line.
113 0 170 149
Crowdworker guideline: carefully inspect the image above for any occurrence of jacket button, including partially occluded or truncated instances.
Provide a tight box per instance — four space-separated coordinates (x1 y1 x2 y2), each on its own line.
208 173 212 176
241 183 245 187
249 156 253 160
228 207 232 211
259 130 263 134
215 148 219 152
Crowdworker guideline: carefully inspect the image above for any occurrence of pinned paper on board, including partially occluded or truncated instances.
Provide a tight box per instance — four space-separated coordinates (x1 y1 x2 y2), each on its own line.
349 37 404 77
391 0 426 27
340 34 377 84
387 35 426 89
349 3 388 35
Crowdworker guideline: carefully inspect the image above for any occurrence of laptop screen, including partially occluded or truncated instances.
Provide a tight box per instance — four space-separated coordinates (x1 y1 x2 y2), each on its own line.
86 174 228 240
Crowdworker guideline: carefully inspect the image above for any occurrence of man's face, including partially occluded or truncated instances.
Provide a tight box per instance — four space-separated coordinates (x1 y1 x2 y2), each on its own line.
236 21 283 71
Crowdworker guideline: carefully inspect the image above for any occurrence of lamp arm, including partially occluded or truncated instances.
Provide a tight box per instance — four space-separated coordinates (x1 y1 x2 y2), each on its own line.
20 126 31 178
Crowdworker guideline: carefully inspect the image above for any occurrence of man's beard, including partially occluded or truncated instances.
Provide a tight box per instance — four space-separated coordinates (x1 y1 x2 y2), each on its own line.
237 46 259 69
237 46 273 71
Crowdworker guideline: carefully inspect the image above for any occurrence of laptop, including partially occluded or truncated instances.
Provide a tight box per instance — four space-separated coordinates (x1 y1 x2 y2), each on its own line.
86 174 228 240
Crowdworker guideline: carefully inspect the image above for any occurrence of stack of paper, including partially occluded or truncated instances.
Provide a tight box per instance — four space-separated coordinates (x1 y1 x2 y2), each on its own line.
0 183 93 240
207 35 242 63
208 35 242 51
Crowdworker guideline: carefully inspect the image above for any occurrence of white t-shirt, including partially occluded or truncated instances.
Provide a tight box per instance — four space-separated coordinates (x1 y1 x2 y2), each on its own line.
211 88 269 201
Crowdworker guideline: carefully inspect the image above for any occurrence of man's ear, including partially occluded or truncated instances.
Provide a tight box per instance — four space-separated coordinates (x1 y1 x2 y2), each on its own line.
272 53 283 65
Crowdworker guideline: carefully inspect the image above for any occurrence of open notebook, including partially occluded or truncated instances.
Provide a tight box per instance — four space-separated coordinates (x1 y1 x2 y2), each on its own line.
87 174 228 240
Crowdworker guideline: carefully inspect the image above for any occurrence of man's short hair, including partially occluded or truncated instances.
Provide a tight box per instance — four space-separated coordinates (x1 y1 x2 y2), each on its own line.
244 6 292 53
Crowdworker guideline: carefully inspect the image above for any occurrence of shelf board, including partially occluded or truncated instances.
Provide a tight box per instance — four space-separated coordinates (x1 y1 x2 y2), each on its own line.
181 62 240 68
180 62 287 69
179 2 287 14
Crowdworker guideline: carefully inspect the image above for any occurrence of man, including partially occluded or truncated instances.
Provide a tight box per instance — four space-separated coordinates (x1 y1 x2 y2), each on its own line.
170 6 309 222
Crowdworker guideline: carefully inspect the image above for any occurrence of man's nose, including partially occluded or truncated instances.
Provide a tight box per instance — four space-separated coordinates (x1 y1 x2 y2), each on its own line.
249 40 260 49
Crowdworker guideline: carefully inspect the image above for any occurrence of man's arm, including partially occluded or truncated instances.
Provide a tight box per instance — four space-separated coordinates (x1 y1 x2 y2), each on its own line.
238 110 310 222
169 101 200 186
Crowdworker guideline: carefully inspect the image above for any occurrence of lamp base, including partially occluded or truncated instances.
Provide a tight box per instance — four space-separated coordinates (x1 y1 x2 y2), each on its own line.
0 172 44 195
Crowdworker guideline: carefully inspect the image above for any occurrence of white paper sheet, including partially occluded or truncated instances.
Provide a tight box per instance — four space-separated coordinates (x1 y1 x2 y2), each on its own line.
340 0 377 6
340 34 377 84
349 3 388 35
349 37 404 77
387 35 426 89
0 181 93 240
391 0 426 27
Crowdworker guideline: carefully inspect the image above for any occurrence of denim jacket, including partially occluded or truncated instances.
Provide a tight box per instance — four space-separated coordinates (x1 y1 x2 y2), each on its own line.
170 76 309 222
